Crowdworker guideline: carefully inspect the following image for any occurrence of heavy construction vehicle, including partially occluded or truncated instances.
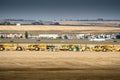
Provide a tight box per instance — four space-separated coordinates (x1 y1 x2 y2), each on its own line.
0 43 119 52
33 44 46 51
0 43 22 51
24 44 46 51
103 45 114 52
58 44 79 51
113 45 120 51
91 44 114 52
58 45 69 51
24 44 58 51
91 45 104 52
69 45 79 51
46 45 58 51
23 44 36 51
79 44 90 51
34 44 58 51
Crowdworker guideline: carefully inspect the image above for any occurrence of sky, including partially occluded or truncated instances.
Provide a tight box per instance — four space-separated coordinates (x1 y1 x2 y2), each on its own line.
0 0 120 21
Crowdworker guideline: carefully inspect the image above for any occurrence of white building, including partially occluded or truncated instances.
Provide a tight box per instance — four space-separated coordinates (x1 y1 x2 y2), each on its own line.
89 38 106 41
76 34 85 39
39 34 59 39
16 23 21 26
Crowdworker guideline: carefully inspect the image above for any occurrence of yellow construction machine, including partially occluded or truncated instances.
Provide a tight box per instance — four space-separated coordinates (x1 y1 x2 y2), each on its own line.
58 44 79 51
91 44 114 52
0 43 22 51
23 44 58 51
79 44 90 52
23 44 46 51
113 45 120 51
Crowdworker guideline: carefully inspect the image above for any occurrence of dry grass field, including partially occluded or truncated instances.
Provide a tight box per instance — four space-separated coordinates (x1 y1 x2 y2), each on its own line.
0 51 120 80
0 25 120 32
59 21 120 25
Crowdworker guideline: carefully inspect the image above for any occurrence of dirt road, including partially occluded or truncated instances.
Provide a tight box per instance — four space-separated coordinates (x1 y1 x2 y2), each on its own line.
0 51 120 80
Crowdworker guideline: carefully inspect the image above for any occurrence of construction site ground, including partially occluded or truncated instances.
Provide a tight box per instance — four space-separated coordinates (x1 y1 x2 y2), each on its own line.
0 51 120 80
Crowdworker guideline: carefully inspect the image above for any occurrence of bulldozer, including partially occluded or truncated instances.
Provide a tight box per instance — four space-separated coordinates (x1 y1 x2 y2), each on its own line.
0 43 23 51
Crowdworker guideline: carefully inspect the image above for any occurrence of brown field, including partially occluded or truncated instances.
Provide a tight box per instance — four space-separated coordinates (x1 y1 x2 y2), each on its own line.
58 21 120 26
0 25 120 31
0 51 120 80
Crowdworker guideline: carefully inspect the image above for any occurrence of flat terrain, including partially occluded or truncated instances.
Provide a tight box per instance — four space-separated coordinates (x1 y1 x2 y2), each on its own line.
0 51 120 80
1 39 120 44
59 21 120 26
0 25 120 32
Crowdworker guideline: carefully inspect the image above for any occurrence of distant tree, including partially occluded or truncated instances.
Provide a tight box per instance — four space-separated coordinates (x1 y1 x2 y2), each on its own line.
25 31 28 39
0 35 4 38
32 22 44 25
0 21 11 25
54 22 60 25
4 21 10 25
51 22 60 25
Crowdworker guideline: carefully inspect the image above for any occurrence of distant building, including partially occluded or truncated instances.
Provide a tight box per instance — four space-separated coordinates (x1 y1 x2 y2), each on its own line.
89 38 106 41
39 34 59 39
0 33 24 39
28 34 39 39
76 34 85 39
16 23 21 26
89 33 116 41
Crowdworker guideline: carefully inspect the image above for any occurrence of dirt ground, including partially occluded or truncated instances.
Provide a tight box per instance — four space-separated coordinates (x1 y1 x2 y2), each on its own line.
0 51 120 80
